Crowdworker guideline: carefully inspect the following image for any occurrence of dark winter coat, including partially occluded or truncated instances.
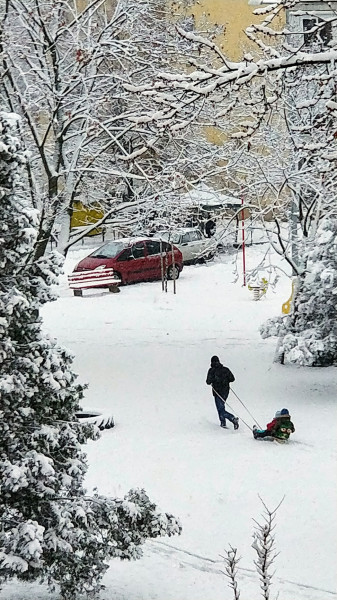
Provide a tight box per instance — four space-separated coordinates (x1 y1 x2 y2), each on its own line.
205 219 216 238
206 362 235 400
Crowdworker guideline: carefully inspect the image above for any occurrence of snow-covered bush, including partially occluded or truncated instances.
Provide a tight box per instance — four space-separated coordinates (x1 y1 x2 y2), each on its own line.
260 316 284 340
261 217 337 366
0 112 180 598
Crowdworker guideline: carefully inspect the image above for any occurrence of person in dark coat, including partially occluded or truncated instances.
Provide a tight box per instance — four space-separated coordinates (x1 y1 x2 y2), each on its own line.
205 219 216 238
206 356 239 429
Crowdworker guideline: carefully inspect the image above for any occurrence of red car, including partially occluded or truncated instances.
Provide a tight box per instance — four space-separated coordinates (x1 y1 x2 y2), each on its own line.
73 237 183 285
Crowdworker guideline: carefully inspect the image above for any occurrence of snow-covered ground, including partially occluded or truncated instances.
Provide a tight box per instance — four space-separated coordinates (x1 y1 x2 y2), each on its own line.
2 243 336 600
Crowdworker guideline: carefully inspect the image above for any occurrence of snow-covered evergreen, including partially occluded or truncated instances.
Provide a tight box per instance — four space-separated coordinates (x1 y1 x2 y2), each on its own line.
0 112 180 598
260 216 337 366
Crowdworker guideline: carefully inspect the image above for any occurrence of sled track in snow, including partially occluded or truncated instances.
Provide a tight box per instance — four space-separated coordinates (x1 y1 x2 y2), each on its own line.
150 541 337 598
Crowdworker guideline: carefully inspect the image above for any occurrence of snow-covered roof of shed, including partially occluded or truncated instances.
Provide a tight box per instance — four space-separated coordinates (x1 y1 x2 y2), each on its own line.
180 183 239 207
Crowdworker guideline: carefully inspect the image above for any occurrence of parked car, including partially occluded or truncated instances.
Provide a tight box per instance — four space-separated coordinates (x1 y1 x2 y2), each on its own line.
156 227 217 264
72 237 183 285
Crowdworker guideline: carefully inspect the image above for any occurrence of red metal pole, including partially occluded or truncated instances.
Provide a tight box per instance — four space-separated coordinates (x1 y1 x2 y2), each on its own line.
241 198 246 286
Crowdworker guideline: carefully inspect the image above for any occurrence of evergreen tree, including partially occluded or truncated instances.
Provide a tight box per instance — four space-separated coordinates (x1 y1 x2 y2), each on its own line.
0 112 180 598
261 216 337 366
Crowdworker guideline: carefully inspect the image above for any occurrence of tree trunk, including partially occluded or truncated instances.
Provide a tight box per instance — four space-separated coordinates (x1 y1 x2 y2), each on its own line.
57 210 72 257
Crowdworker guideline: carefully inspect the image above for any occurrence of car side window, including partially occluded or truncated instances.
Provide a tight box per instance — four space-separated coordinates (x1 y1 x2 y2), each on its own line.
190 230 201 241
171 234 180 244
161 241 172 252
132 242 145 259
181 233 191 244
117 248 132 262
146 240 161 255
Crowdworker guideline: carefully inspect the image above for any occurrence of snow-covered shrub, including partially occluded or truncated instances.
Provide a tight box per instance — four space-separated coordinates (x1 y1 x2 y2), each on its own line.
0 113 180 598
260 315 284 339
260 217 337 367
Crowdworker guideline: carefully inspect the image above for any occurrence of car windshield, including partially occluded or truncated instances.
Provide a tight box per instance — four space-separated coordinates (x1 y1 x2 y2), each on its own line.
157 231 169 241
90 241 127 259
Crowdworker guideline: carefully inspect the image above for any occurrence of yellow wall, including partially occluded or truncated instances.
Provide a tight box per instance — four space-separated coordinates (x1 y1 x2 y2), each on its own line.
175 0 284 145
71 201 104 232
75 0 116 19
177 0 284 61
189 0 261 60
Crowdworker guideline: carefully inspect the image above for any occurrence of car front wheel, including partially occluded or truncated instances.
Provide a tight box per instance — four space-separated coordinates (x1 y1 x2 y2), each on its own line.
205 251 215 261
167 265 180 280
113 270 123 285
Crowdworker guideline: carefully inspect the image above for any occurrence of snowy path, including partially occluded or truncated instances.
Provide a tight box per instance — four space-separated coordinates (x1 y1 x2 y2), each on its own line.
3 247 336 600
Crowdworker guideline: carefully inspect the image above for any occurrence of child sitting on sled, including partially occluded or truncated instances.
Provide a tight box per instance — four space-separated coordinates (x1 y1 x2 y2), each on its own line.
253 408 295 442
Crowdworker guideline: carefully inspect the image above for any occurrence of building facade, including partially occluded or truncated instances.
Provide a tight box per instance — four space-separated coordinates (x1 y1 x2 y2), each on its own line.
182 0 279 60
250 0 337 46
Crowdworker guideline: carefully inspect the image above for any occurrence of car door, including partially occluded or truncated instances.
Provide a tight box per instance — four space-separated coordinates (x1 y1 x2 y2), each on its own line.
189 229 206 260
144 240 163 280
199 228 216 257
115 247 133 283
180 232 193 262
129 241 147 281
182 230 204 262
195 228 214 257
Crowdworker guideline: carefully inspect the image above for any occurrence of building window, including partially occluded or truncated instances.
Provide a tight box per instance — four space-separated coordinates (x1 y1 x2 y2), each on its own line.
288 11 334 50
303 17 332 47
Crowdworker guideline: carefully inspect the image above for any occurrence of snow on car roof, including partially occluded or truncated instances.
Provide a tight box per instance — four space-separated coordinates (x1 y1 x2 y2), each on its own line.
102 236 151 245
155 227 201 235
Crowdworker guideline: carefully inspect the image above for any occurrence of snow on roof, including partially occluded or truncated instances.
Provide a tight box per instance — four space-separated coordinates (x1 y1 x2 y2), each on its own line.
155 227 200 235
180 183 239 207
0 111 21 125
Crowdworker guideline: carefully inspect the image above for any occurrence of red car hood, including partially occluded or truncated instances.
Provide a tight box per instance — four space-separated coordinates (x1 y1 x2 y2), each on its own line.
74 257 114 271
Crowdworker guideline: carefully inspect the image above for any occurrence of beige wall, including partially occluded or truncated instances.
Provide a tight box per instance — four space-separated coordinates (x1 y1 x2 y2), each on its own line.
78 1 269 60
75 0 116 17
76 0 87 10
181 0 282 60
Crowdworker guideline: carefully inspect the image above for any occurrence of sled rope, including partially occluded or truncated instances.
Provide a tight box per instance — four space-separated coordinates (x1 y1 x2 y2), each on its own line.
230 388 262 429
212 387 253 431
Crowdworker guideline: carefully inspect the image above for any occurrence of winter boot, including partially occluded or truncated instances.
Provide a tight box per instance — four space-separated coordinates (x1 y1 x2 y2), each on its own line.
220 423 228 429
253 425 258 439
233 417 239 430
